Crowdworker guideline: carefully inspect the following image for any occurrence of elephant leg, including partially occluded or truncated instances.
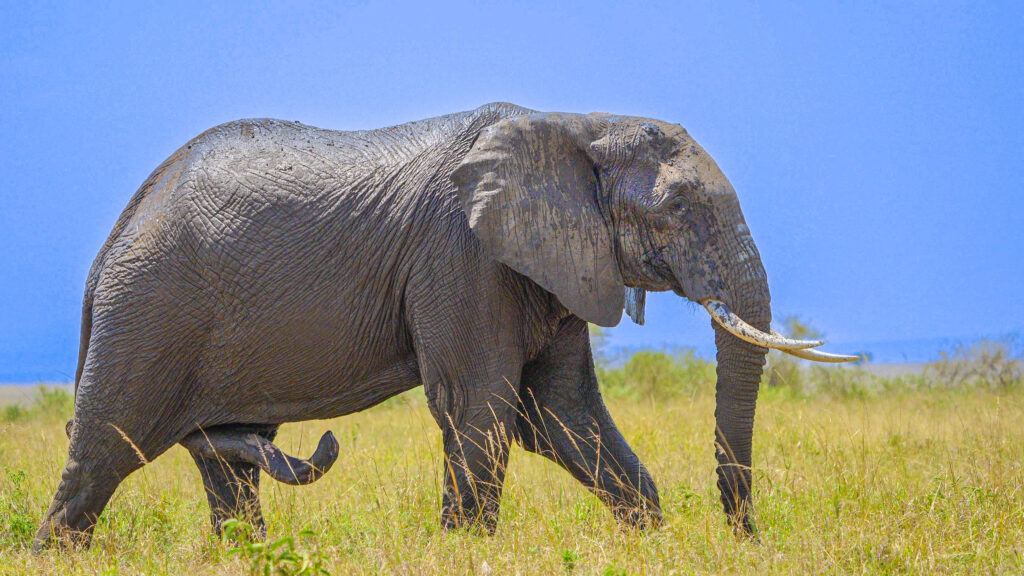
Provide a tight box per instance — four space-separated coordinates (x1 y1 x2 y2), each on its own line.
34 405 174 550
435 394 519 533
417 350 522 534
35 322 201 551
516 316 661 529
405 244 533 533
188 424 279 538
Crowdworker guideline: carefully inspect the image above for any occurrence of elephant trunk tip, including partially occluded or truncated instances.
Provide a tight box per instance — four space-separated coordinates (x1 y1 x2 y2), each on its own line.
304 430 341 481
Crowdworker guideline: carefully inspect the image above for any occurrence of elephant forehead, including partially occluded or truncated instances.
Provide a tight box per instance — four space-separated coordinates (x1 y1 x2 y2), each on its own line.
664 138 732 192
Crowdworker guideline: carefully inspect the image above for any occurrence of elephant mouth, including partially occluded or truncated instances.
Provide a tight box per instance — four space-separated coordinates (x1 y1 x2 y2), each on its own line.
639 246 679 293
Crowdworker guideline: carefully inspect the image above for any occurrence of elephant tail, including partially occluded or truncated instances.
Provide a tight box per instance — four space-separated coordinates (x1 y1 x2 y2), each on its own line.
181 428 340 485
71 292 93 403
65 277 95 438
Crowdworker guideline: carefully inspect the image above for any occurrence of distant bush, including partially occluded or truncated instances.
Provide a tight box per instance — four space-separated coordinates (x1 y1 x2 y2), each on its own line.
924 336 1022 391
34 385 74 419
808 365 875 399
592 314 1020 399
0 385 74 423
597 348 715 400
765 316 825 395
2 405 27 423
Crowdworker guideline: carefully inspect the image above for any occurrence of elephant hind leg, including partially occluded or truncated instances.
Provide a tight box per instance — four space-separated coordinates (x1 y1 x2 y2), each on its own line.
187 424 279 538
33 414 168 550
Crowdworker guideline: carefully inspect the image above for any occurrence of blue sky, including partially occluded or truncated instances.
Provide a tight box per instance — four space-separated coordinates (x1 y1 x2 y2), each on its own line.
1 1 1022 381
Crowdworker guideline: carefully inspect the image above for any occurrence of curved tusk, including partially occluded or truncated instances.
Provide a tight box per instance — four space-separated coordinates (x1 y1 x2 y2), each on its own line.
781 348 860 363
702 299 823 350
773 334 860 363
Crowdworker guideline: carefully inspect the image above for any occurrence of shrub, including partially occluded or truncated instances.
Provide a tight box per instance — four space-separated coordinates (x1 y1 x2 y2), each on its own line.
597 348 714 400
0 385 74 425
765 316 824 395
34 385 74 420
924 336 1022 391
809 365 874 399
221 519 330 575
2 405 26 423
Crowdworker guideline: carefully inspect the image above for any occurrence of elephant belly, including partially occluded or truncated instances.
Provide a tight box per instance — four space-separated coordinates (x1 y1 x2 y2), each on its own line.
194 292 421 423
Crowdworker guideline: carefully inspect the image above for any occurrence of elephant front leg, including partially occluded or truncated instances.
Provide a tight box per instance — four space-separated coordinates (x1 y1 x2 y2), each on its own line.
420 359 521 534
438 406 515 533
517 317 661 529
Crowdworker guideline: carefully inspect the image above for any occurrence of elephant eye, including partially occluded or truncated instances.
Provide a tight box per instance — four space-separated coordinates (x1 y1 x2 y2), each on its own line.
661 194 689 215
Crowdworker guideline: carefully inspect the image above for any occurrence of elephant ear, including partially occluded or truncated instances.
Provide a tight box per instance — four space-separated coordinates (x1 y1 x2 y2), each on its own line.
452 113 624 327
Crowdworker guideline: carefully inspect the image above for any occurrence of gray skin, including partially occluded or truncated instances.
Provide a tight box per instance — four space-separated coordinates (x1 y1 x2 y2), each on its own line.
35 103 772 549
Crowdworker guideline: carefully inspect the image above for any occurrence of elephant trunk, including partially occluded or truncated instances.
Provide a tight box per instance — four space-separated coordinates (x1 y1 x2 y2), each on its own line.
707 203 772 534
711 268 770 534
667 194 771 534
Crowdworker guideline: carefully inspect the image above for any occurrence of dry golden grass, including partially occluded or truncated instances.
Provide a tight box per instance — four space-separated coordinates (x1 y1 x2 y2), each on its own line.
1 384 1022 574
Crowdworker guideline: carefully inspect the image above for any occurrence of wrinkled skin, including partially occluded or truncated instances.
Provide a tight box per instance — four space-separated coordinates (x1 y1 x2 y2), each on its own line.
36 103 771 549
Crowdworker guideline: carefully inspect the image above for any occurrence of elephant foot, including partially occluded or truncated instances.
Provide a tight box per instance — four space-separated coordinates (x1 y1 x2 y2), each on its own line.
440 499 501 536
611 501 663 532
33 474 115 552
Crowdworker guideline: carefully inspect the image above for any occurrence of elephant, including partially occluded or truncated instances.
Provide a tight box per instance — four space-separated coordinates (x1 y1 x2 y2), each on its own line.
35 102 854 549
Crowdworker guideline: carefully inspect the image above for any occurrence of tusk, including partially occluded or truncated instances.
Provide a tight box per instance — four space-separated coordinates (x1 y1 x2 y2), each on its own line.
773 333 860 363
781 348 860 363
701 299 823 350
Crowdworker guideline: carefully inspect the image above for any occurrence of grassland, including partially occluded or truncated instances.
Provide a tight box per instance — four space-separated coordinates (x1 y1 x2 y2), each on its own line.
1 346 1022 574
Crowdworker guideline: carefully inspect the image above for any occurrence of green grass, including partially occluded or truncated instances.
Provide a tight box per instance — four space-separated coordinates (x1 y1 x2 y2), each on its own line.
1 351 1022 574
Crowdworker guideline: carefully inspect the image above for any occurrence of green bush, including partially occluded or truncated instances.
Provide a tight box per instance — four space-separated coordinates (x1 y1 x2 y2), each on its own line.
0 469 35 548
809 365 874 399
765 316 825 395
597 348 715 400
2 404 27 423
34 384 74 420
0 385 75 425
593 314 1019 400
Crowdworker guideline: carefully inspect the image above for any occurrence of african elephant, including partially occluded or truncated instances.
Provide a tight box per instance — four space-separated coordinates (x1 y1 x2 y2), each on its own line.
35 103 853 549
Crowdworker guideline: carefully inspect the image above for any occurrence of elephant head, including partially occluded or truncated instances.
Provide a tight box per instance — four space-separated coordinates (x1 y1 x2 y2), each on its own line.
452 111 854 533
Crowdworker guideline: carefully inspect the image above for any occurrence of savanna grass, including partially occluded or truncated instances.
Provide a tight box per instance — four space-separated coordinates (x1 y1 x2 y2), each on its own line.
1 352 1021 574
